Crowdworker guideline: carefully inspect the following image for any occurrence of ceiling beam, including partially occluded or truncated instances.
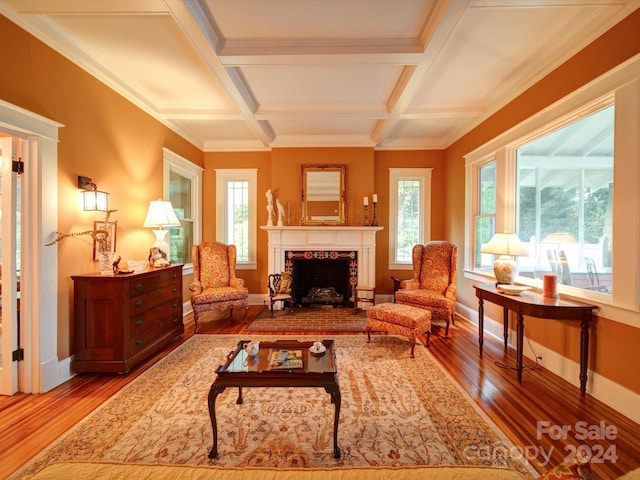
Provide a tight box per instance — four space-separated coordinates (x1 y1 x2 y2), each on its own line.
373 0 471 147
166 0 275 147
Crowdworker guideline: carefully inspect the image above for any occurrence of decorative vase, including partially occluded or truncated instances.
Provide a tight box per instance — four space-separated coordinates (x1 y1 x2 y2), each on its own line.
99 251 117 275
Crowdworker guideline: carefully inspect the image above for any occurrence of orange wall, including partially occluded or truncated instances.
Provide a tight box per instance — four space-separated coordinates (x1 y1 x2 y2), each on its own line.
203 148 447 296
443 8 640 395
375 150 446 293
0 15 203 358
204 148 380 294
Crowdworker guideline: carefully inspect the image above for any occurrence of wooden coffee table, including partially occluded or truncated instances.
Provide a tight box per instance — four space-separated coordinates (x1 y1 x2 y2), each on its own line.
207 339 341 459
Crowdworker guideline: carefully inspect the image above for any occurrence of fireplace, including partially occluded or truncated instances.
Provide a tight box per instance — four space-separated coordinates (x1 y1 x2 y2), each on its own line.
261 225 383 310
286 250 357 307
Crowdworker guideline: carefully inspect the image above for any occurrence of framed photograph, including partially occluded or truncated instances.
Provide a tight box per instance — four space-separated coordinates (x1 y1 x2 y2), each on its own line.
93 220 117 261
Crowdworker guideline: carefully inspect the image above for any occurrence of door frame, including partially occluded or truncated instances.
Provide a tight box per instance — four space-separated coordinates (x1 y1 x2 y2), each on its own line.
0 98 64 393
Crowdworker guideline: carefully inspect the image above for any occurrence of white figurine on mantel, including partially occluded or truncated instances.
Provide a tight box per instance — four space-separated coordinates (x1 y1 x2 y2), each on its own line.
266 189 274 226
276 198 285 226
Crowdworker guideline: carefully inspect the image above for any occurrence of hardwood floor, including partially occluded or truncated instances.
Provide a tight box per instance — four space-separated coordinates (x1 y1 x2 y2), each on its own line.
1 306 638 479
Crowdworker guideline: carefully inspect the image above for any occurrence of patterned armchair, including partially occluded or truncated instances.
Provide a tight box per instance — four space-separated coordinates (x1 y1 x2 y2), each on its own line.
391 241 458 338
189 242 248 332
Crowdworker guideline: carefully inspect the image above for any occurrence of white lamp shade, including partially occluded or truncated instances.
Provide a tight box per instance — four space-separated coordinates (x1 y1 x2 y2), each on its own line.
143 199 181 228
481 232 529 257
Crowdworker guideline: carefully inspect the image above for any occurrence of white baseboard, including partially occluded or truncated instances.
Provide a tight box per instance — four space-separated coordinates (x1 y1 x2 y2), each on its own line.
457 302 640 425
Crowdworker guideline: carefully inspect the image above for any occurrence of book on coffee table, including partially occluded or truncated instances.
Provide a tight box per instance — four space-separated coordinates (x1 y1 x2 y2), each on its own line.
268 349 303 369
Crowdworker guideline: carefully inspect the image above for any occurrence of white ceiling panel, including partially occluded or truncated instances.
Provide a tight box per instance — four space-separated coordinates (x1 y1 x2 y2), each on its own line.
51 14 237 110
204 0 434 39
410 3 625 108
241 65 401 107
0 0 637 151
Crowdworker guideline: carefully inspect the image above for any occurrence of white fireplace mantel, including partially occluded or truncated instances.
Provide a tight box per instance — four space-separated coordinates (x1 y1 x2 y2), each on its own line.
260 226 384 289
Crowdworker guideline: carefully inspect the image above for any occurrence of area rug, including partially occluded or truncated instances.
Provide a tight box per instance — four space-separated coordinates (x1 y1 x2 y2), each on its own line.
11 334 537 479
248 306 367 331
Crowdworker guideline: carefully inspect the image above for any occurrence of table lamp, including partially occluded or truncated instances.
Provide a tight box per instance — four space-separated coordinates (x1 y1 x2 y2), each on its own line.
481 232 529 284
143 199 181 259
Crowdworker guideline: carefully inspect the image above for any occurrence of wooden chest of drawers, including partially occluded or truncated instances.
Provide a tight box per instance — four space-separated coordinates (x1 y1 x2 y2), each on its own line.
72 264 184 374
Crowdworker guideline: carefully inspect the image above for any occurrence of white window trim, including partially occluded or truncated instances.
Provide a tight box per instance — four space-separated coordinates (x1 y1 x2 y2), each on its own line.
463 56 640 326
163 148 203 275
215 168 258 270
388 167 432 270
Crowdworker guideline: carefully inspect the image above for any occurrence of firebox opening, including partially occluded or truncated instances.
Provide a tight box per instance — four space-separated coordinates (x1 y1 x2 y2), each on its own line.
293 258 351 308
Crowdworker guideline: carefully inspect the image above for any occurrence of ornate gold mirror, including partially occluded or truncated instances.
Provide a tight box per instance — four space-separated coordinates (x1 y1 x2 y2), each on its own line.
301 164 346 225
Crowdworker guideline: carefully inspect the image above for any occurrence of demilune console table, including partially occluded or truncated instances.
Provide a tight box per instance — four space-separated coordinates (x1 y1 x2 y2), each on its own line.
474 283 597 395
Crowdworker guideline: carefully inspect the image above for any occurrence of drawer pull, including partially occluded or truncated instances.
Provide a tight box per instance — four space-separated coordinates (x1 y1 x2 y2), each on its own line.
172 303 179 308
135 319 143 327
172 273 178 279
134 283 144 290
173 317 180 324
135 300 143 307
172 288 178 293
136 338 144 345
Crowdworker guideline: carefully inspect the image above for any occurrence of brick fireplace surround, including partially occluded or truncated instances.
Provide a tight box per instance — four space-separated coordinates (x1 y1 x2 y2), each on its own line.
261 226 384 309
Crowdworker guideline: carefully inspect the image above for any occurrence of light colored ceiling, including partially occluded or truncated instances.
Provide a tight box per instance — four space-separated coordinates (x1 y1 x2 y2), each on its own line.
1 0 637 152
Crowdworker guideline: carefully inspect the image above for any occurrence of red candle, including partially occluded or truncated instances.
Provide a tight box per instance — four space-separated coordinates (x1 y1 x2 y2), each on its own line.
543 274 558 299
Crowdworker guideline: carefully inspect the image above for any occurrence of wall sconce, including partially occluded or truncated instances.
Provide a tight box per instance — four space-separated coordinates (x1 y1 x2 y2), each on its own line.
143 199 181 260
78 175 109 211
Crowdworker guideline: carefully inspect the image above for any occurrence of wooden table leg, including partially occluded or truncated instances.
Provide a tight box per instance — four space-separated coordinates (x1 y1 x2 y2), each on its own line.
236 386 244 404
207 385 226 458
478 297 485 355
325 385 341 458
503 308 509 349
579 316 591 395
516 313 524 383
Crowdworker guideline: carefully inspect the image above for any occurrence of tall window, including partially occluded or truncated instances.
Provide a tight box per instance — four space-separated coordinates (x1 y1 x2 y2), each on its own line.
475 162 496 270
226 180 249 262
169 171 193 265
215 169 257 269
388 168 432 269
164 148 202 271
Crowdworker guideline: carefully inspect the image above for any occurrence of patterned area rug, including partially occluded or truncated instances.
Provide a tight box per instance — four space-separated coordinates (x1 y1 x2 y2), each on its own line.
12 335 537 479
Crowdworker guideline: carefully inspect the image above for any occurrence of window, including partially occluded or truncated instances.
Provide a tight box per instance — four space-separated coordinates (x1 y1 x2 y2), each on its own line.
215 169 257 269
464 74 640 307
475 162 496 271
516 105 614 294
163 148 202 272
388 168 432 269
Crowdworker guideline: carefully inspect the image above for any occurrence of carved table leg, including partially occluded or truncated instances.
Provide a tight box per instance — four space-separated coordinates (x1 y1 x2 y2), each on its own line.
580 316 590 395
516 313 524 383
325 384 341 459
207 384 226 458
478 297 485 355
236 386 244 404
503 308 509 349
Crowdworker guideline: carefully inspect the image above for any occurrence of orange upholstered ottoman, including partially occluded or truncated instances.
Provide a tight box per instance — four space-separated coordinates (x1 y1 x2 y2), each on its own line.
366 302 431 357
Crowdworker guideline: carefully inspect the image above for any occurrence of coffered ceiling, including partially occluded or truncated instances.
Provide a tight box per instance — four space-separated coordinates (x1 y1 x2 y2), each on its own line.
1 0 637 151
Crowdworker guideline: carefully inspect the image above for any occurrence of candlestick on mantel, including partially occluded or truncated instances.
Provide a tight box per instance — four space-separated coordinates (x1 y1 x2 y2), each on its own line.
363 196 369 206
371 197 379 227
